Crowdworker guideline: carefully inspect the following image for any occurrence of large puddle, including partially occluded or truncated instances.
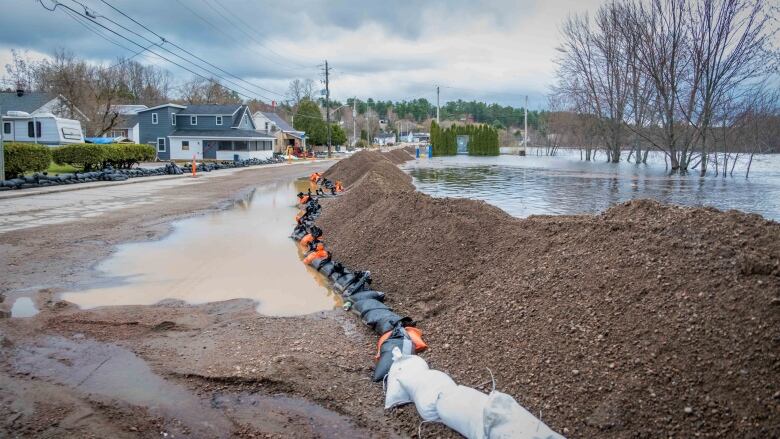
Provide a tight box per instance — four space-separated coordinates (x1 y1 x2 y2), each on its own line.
60 179 340 316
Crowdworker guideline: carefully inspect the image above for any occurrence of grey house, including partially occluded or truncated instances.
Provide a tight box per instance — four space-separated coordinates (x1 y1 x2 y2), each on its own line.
137 103 276 161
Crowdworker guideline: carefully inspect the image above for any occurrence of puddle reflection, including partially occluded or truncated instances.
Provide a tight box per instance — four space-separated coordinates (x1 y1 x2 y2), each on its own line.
60 179 340 316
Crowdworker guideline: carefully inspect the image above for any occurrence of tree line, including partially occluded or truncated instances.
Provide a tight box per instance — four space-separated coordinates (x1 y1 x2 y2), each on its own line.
551 0 779 176
430 121 500 156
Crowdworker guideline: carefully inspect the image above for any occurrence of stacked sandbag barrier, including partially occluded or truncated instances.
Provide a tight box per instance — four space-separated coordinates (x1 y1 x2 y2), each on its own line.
291 172 566 439
0 156 286 191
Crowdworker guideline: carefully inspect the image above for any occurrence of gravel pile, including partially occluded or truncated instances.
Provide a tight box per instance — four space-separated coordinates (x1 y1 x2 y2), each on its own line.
316 152 780 438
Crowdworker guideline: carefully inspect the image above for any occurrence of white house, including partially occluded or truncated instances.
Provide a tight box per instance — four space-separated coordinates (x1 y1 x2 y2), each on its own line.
252 111 306 153
373 132 396 146
0 90 87 145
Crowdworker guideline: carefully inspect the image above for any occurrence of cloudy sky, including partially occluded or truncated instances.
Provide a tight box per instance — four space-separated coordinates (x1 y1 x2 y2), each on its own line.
0 0 605 108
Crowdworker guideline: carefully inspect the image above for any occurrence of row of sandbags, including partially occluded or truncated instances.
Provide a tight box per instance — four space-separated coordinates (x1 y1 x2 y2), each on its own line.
291 177 565 439
0 156 287 191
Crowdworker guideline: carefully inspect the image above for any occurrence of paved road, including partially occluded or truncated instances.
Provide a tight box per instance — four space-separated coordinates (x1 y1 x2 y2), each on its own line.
0 161 325 234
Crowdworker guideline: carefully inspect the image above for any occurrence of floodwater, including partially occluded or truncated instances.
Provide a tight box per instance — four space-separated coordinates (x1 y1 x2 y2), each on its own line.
60 180 341 316
403 151 780 221
11 335 372 437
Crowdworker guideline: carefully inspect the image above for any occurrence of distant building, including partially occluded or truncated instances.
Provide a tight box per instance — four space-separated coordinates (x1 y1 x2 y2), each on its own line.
252 111 306 153
136 103 276 161
0 89 86 145
103 105 147 143
373 132 396 146
399 132 430 143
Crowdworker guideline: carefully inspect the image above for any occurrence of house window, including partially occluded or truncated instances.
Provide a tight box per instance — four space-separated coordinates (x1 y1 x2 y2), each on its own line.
217 141 232 150
152 113 158 124
234 141 248 151
216 116 223 126
171 114 176 126
182 140 190 151
190 116 197 126
3 122 10 134
265 122 269 131
27 121 41 138
157 137 166 152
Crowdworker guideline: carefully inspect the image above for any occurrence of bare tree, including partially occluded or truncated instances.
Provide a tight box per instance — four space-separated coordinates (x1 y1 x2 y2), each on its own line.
286 78 316 106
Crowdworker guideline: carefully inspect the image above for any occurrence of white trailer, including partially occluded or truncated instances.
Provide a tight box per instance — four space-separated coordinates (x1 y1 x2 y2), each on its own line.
1 111 84 145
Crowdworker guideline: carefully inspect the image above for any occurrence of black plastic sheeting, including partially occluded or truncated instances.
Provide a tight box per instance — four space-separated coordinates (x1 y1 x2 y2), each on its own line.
1 156 286 191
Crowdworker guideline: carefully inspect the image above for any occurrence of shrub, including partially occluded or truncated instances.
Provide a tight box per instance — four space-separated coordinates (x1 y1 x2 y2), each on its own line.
3 142 52 179
53 143 156 171
52 143 107 171
104 143 155 169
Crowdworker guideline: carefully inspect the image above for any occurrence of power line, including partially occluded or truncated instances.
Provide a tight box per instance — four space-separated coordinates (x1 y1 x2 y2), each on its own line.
37 0 274 103
206 0 313 71
96 0 286 98
64 0 280 101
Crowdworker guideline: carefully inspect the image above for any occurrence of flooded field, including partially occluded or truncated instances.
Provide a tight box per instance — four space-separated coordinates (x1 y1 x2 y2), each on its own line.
59 179 340 316
403 152 780 220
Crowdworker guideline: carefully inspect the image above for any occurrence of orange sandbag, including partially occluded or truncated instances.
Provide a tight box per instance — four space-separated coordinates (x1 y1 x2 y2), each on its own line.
335 181 344 192
303 243 328 265
309 172 321 182
298 195 310 204
375 327 427 361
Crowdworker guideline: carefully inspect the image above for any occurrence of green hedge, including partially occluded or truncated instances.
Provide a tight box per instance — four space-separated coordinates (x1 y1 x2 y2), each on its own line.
53 143 156 171
3 142 52 179
430 121 499 156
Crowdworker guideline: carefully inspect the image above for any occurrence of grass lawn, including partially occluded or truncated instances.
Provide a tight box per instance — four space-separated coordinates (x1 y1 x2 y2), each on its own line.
24 162 81 176
47 162 80 174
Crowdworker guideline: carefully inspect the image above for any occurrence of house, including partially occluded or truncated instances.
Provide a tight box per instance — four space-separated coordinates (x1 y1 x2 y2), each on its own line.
137 103 276 161
252 111 306 154
399 132 430 143
104 105 147 143
0 89 87 145
373 132 396 146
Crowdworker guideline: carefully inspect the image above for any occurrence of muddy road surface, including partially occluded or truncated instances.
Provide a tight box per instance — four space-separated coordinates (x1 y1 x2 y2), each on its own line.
0 161 402 438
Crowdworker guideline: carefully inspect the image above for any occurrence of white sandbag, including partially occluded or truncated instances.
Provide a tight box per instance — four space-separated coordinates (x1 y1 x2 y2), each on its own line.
484 391 566 439
435 385 490 439
398 368 457 421
384 347 430 409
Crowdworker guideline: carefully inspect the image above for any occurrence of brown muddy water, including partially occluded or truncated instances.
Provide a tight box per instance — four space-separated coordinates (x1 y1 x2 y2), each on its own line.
59 179 340 316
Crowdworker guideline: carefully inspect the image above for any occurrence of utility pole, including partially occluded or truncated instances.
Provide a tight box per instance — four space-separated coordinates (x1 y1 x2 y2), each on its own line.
436 85 440 124
352 97 356 147
324 60 331 158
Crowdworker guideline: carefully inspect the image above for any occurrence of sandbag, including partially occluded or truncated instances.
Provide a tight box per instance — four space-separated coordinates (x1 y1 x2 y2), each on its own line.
310 257 329 270
347 290 385 303
373 328 414 381
362 308 410 334
318 261 336 276
376 326 427 358
343 271 371 296
384 347 430 409
400 368 456 421
436 385 490 439
484 391 565 439
351 298 388 316
333 271 358 292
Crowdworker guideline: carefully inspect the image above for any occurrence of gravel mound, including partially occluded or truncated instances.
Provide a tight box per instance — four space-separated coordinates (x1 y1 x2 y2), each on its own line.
317 154 780 438
382 149 414 165
324 150 413 187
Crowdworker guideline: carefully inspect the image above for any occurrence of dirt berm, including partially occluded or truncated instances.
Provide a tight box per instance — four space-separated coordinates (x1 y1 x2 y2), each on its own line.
317 150 780 438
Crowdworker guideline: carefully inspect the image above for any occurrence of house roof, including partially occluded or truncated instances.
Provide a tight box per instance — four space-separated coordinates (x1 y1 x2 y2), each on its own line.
0 91 56 113
111 104 148 114
112 114 139 129
137 103 186 113
231 105 250 127
168 128 275 139
260 111 296 132
178 104 242 115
